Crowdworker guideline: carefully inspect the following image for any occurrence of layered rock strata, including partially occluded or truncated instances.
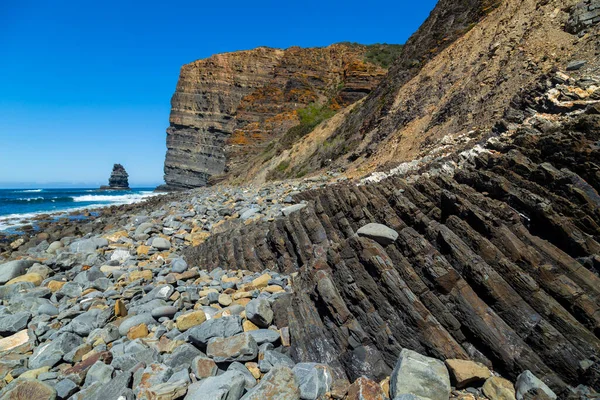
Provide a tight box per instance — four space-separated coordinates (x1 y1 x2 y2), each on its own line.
100 164 130 190
185 72 600 394
161 44 388 190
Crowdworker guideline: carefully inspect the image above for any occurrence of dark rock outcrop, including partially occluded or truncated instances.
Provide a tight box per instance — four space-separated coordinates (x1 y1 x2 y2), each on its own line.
184 73 600 395
162 44 391 190
100 164 130 190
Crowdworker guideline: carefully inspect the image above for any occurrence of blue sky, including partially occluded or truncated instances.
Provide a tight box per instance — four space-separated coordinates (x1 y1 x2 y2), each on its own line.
0 0 437 188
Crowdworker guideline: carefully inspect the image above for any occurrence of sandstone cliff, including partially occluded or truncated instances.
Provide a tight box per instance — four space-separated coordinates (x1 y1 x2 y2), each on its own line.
161 44 391 190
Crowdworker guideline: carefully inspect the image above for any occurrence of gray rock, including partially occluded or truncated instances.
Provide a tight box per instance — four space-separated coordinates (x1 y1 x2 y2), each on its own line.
68 308 109 336
259 350 295 373
206 333 259 363
29 332 83 369
228 362 257 389
164 343 203 368
0 260 35 284
37 304 59 317
55 378 79 399
151 306 178 319
0 379 57 400
566 60 586 71
390 349 451 400
247 329 280 345
188 315 243 347
57 282 82 298
151 237 171 250
0 312 31 335
118 313 156 336
245 299 273 328
282 204 306 216
84 361 114 387
191 355 218 379
356 223 398 246
292 363 333 400
69 238 108 253
134 363 173 395
240 365 301 400
171 258 188 273
515 370 557 400
85 371 133 400
184 370 246 400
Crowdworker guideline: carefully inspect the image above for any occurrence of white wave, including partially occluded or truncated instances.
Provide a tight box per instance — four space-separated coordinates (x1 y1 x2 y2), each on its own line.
19 189 43 193
14 197 44 201
72 193 160 204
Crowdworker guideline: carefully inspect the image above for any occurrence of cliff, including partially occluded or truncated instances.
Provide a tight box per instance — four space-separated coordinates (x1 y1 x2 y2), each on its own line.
160 43 391 190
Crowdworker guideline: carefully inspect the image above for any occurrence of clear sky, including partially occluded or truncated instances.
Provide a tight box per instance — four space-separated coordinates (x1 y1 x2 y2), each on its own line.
0 0 437 188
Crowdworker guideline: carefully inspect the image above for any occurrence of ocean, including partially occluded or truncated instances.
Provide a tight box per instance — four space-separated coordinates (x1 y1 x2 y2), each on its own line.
0 188 160 232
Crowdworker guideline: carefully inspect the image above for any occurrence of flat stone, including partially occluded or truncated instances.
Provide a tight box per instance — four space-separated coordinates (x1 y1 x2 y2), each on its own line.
55 379 79 399
188 315 243 347
127 323 149 339
84 361 114 387
293 363 333 400
346 376 386 400
152 306 178 319
390 349 450 400
259 350 295 373
356 223 398 246
0 312 31 335
0 379 57 400
152 237 171 251
245 299 273 328
218 293 232 306
118 313 156 336
566 60 586 71
0 260 35 284
282 204 307 216
206 332 258 363
247 329 280 345
228 362 257 389
483 376 516 400
515 371 556 400
6 273 43 286
445 359 491 388
135 363 174 396
240 365 301 399
164 343 203 369
176 310 206 331
138 380 188 400
191 355 218 379
184 370 246 400
0 330 30 352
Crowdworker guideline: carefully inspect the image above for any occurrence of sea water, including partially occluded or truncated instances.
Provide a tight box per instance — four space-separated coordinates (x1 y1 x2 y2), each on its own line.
0 188 159 232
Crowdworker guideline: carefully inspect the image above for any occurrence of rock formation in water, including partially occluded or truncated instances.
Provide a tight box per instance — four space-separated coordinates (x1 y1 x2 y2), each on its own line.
160 43 393 190
100 164 130 190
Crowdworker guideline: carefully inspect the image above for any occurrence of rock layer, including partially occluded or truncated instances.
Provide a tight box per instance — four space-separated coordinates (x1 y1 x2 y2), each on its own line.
162 44 389 190
100 164 130 190
185 73 600 394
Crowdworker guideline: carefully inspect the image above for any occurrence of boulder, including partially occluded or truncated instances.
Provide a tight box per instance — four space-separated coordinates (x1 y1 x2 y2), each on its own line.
292 363 333 400
245 299 273 328
445 359 491 388
346 376 386 400
0 260 35 284
188 316 243 347
483 376 516 400
184 370 246 400
356 223 398 246
390 349 451 400
515 371 556 400
240 365 301 400
206 333 258 363
0 379 57 400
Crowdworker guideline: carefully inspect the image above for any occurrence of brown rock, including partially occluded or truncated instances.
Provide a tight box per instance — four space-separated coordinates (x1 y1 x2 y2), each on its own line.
129 270 152 281
6 273 43 286
114 299 127 317
0 379 56 399
136 245 151 256
175 310 206 331
446 359 491 388
483 377 516 400
46 280 66 292
243 320 259 332
0 330 30 352
127 323 149 340
346 376 387 400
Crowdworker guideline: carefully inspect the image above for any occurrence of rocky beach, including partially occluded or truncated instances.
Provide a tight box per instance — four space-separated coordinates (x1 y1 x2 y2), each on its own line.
1 0 600 398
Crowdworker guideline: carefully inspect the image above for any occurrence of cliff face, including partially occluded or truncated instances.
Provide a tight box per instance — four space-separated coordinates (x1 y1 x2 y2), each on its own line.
259 0 599 181
162 44 389 190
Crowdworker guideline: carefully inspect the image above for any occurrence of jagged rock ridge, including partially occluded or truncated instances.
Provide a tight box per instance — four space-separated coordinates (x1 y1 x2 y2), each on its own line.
184 73 600 394
101 164 130 190
161 44 391 190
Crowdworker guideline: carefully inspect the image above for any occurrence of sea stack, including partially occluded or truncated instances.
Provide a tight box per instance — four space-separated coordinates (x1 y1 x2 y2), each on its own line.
100 164 130 190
